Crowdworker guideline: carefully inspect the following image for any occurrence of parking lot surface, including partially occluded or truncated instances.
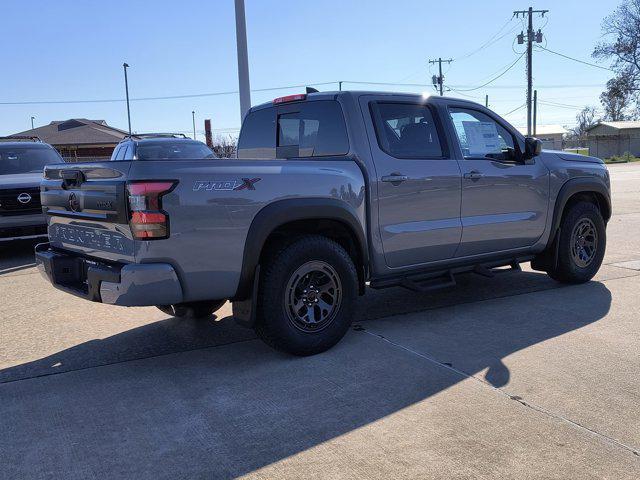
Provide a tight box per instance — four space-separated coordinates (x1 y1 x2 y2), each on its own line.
1 163 639 479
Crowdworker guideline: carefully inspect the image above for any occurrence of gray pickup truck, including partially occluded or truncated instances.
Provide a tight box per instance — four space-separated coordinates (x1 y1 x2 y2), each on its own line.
36 91 611 355
1 138 63 243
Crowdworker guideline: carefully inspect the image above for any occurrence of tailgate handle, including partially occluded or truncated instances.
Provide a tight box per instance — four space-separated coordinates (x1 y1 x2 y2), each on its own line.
61 169 85 189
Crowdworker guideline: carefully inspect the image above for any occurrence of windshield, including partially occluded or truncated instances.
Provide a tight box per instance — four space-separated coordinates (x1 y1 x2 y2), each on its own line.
0 145 62 175
135 141 217 160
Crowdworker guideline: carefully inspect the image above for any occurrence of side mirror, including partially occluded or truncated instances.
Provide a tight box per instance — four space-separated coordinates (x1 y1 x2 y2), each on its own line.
524 136 543 159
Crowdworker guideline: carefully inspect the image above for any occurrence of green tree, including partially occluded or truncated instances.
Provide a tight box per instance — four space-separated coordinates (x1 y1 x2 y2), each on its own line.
600 75 634 121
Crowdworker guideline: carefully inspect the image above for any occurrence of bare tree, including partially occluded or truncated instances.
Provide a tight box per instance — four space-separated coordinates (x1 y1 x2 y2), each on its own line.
211 134 237 158
593 0 640 84
571 106 600 137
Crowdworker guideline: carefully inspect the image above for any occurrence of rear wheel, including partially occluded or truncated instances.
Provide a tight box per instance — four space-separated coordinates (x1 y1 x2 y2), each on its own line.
156 300 226 319
547 201 606 284
255 235 358 356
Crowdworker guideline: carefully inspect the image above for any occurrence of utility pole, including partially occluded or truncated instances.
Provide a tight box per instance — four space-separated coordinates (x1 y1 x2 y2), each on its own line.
30 116 35 130
122 63 132 135
533 90 537 136
514 7 548 136
234 0 251 119
338 81 343 91
485 95 489 108
192 111 196 140
429 57 453 96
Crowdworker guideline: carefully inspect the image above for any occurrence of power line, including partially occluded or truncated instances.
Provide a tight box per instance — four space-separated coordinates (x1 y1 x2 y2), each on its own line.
538 100 584 110
1 79 608 107
451 53 525 92
0 81 339 106
501 103 527 116
535 45 614 71
453 20 520 61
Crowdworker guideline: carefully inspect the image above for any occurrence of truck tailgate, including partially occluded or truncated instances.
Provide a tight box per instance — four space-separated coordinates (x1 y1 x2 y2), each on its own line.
41 162 136 263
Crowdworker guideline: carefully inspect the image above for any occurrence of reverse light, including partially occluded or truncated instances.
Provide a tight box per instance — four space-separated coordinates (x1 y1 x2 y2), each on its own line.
127 181 176 239
273 94 306 104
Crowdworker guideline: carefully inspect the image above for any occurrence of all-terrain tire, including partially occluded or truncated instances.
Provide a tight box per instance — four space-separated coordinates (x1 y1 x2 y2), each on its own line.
255 235 358 356
547 201 606 284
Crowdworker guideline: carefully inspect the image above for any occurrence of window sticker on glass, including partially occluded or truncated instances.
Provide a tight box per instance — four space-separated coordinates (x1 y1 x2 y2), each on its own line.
462 121 501 156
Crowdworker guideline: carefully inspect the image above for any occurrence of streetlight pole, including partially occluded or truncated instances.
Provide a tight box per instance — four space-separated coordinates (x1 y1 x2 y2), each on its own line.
122 63 132 135
192 111 196 140
30 116 35 130
234 0 251 119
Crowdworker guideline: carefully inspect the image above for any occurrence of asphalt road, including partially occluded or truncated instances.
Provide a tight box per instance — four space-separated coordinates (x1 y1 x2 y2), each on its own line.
1 163 639 479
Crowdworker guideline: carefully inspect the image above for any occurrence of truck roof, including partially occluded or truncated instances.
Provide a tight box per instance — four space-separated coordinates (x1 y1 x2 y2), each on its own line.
250 90 485 112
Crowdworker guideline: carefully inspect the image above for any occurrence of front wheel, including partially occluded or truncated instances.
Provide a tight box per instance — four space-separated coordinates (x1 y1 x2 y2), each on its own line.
255 235 358 356
156 300 226 319
547 201 606 284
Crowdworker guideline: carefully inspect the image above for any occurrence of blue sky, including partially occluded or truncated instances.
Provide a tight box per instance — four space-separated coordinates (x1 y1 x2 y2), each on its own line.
1 0 617 138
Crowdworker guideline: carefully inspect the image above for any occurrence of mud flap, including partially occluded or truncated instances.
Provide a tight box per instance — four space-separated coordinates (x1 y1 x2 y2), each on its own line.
531 229 560 272
232 265 260 328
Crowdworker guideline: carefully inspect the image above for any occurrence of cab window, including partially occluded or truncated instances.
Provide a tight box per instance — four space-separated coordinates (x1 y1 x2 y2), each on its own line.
237 100 349 159
449 107 516 161
371 103 444 158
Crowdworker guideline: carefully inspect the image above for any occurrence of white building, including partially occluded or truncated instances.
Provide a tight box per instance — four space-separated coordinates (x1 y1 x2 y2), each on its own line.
517 125 568 151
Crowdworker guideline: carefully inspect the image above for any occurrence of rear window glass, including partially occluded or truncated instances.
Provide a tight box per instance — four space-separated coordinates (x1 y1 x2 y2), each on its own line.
135 141 216 160
237 100 349 159
237 108 276 159
371 103 444 158
0 145 62 175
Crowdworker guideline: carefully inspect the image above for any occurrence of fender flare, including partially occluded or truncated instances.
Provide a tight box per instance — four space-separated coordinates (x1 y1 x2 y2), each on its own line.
233 198 368 300
546 176 611 249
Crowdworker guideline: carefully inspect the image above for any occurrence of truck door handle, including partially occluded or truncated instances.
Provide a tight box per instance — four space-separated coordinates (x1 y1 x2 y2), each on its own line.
463 171 484 180
381 174 408 184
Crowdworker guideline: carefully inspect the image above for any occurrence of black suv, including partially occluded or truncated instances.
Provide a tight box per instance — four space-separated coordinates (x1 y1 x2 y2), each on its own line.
0 137 63 242
110 134 217 161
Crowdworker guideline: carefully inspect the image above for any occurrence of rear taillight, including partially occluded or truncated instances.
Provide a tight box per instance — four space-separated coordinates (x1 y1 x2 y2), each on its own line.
127 181 176 240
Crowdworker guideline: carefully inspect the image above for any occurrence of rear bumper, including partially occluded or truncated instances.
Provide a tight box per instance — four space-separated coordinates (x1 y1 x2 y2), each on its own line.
35 243 183 306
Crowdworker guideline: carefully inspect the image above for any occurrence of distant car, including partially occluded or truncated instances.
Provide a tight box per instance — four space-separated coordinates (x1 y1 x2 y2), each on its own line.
110 134 217 161
0 137 63 243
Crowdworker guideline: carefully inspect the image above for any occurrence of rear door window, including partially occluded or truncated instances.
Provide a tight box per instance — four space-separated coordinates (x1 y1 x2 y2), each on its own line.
237 100 349 159
371 103 444 158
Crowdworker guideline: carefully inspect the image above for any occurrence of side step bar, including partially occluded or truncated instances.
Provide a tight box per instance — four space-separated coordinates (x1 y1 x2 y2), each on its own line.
370 256 532 292
400 271 456 293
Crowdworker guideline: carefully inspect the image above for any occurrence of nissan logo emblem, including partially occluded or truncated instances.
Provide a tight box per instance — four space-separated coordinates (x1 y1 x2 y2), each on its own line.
68 192 80 212
17 193 32 204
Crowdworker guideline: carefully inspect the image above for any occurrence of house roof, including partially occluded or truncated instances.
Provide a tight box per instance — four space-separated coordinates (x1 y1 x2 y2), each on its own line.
516 124 568 136
586 121 640 132
12 119 130 146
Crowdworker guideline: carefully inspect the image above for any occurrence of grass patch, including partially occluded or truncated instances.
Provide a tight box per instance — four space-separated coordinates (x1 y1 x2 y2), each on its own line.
605 152 640 164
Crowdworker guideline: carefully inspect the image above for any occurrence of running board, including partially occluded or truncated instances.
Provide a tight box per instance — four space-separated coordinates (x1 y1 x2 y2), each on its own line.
473 260 521 278
369 256 533 291
400 271 456 293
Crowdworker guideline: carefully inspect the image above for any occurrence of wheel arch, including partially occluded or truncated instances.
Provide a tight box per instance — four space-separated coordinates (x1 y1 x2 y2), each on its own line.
233 198 368 300
548 177 611 248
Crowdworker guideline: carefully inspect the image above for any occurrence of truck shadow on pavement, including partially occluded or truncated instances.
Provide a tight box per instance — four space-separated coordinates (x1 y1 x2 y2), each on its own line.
0 276 612 479
0 239 39 274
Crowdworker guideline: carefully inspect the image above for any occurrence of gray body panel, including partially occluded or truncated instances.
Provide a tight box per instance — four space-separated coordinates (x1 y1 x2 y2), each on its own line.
38 92 610 307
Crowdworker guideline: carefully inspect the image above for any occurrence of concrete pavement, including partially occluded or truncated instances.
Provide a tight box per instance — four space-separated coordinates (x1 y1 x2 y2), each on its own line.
1 163 639 479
